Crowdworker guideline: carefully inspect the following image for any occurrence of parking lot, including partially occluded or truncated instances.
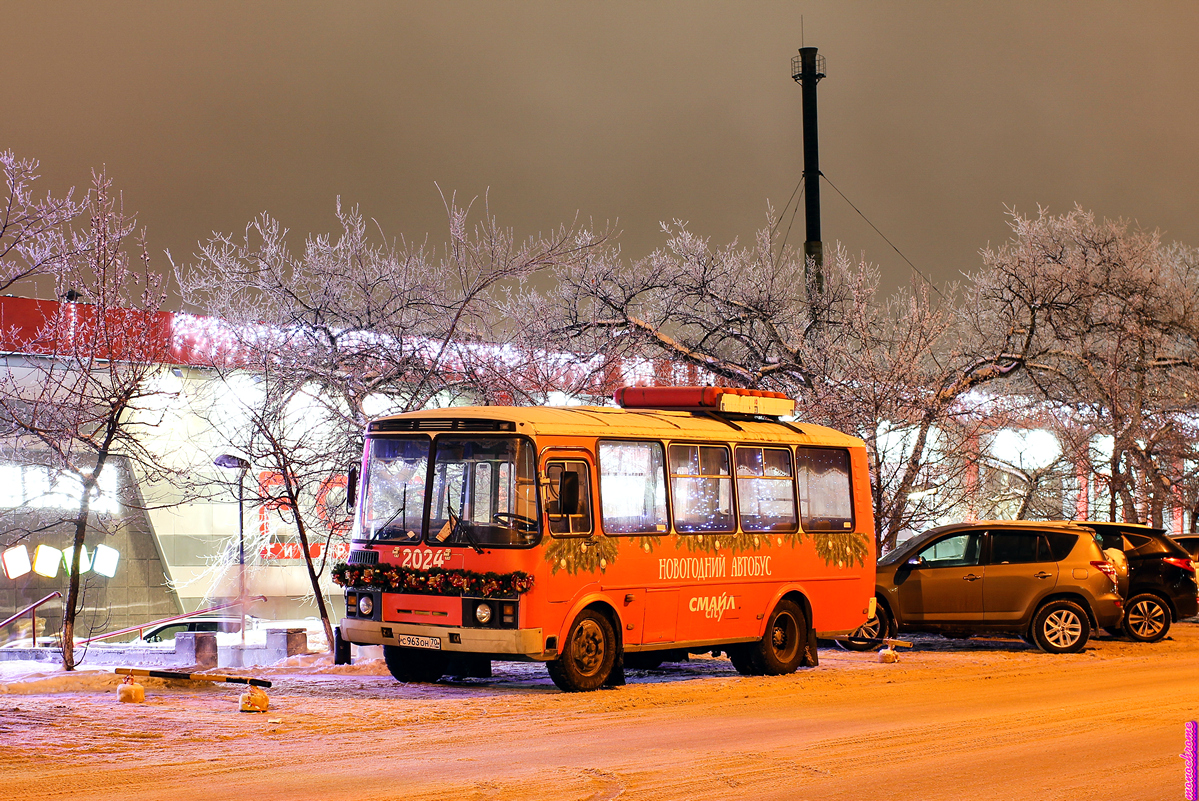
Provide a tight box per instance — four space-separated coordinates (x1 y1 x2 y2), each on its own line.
2 621 1197 801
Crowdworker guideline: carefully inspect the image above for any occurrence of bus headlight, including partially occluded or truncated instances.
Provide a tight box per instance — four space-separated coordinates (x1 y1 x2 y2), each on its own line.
474 602 492 625
357 594 374 617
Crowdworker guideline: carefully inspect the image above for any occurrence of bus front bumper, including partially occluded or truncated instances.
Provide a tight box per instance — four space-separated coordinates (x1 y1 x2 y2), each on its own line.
340 618 545 657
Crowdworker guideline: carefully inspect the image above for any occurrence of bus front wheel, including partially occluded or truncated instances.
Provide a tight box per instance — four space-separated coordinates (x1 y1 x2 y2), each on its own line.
548 609 616 692
383 645 447 683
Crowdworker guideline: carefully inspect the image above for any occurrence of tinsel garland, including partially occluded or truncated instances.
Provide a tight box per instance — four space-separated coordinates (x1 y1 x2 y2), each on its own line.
331 562 535 598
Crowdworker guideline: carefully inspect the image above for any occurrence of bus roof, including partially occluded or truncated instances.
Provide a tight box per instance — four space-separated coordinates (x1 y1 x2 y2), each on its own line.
369 405 864 448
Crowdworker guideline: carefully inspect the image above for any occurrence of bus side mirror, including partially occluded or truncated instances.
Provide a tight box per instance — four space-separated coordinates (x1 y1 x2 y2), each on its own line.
558 471 579 516
346 467 358 511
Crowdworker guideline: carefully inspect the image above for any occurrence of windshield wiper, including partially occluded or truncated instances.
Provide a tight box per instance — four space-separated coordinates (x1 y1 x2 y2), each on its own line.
446 498 484 555
372 487 413 541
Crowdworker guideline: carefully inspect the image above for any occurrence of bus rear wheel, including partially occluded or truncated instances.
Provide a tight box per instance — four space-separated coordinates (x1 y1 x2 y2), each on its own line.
383 645 447 683
751 600 809 675
548 609 616 692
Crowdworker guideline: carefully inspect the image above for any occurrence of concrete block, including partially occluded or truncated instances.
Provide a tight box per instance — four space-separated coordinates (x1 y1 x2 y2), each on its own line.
175 632 217 668
267 628 308 657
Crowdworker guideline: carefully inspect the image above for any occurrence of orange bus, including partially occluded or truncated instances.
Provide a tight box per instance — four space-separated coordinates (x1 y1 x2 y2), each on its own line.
333 386 876 691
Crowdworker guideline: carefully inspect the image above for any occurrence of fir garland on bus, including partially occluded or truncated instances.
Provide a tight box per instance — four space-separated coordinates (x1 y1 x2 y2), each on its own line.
813 531 869 568
331 562 535 598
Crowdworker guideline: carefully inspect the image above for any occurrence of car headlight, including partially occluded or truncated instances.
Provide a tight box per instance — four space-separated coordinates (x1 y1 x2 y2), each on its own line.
358 594 374 617
475 602 492 624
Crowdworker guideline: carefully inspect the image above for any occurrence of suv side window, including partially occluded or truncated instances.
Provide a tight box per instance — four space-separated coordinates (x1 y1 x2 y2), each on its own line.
1122 533 1155 554
1043 532 1078 561
916 532 983 567
989 531 1043 564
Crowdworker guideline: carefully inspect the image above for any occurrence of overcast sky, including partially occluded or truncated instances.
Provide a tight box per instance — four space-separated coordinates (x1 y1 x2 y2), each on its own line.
3 1 1198 301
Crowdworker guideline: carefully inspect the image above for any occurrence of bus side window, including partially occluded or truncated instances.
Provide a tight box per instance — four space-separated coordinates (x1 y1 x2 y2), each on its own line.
545 461 593 536
795 447 854 531
735 446 798 532
597 440 669 534
669 444 734 533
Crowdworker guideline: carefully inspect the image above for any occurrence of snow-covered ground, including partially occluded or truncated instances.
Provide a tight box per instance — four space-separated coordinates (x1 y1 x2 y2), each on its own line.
2 627 1197 800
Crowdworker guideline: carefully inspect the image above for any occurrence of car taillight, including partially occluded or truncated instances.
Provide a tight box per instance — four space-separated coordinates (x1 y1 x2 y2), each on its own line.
1091 560 1118 583
1162 557 1196 574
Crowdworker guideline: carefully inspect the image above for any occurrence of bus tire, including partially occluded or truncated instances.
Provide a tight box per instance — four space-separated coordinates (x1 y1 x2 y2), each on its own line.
333 626 351 665
623 652 665 670
751 600 808 675
726 644 761 676
383 645 447 683
547 609 616 692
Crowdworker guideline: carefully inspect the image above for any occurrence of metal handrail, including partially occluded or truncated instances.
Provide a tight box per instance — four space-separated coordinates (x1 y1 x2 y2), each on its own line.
0 591 62 647
77 596 268 645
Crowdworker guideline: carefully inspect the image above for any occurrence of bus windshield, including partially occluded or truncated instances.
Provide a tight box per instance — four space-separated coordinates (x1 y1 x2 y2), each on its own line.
358 436 540 547
428 437 539 547
360 437 428 544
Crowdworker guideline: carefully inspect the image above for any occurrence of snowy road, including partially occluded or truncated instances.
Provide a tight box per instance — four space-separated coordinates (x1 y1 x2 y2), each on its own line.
3 623 1197 800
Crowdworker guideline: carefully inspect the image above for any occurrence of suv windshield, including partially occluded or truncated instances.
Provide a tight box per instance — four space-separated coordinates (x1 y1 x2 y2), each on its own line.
879 533 930 566
356 435 540 547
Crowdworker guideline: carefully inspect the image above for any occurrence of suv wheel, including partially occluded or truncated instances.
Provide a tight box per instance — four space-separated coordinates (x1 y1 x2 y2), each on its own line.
838 604 891 652
1122 593 1170 643
1031 600 1090 654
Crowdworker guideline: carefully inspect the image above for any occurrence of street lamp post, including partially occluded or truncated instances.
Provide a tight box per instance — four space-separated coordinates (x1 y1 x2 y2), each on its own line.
214 454 251 645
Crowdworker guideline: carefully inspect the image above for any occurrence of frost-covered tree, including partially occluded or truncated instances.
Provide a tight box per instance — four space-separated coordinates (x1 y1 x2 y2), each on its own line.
1 149 83 293
0 169 179 669
982 207 1199 527
175 196 607 648
530 217 1041 551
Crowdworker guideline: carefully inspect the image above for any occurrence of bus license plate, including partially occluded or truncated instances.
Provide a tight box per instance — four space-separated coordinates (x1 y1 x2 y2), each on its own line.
396 634 441 650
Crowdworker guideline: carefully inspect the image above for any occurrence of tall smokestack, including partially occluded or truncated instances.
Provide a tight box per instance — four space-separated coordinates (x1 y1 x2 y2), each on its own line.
791 47 826 292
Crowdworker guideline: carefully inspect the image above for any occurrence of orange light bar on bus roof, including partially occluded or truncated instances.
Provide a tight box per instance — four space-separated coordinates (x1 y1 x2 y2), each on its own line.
614 386 796 417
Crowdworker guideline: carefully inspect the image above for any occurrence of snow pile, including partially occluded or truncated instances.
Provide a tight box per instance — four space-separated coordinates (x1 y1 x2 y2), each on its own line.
255 646 389 676
0 645 392 694
0 666 120 695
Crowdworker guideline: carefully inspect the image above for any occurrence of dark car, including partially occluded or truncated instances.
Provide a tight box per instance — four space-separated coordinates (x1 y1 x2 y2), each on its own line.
1074 522 1199 642
852 521 1124 654
1172 534 1199 564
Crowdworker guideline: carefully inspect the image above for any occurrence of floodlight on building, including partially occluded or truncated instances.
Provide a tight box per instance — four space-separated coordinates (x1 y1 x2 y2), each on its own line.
92 543 120 578
2 544 32 579
61 544 91 574
33 544 63 578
